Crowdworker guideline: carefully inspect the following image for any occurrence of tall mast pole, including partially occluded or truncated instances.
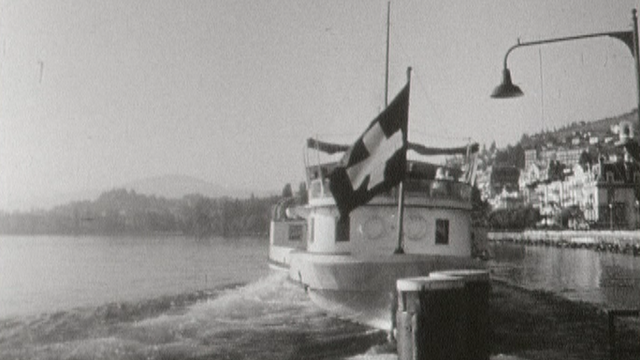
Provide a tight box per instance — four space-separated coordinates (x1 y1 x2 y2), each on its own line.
386 0 408 254
384 1 390 107
394 67 411 255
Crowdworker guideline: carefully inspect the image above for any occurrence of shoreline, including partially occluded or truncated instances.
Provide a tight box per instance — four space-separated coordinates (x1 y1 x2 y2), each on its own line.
484 230 640 256
488 229 640 243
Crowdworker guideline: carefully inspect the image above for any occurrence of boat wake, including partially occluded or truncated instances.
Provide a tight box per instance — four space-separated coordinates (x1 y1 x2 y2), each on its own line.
0 272 388 359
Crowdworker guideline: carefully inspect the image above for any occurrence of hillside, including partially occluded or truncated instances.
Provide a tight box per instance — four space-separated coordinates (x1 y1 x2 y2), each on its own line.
0 188 281 237
2 174 276 213
519 109 637 149
475 109 638 171
122 174 255 200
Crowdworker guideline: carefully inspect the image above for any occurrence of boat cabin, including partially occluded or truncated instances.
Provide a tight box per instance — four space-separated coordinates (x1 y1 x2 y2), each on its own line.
268 197 307 270
302 159 474 258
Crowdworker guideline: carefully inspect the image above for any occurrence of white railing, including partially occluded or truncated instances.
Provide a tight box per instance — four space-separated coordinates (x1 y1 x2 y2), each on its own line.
308 178 472 203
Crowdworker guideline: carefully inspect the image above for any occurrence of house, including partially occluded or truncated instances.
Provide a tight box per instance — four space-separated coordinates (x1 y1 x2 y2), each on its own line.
590 159 640 229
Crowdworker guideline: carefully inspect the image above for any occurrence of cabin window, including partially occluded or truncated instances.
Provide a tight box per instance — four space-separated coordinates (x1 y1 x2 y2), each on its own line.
435 219 449 245
308 219 315 244
288 224 303 241
336 216 350 242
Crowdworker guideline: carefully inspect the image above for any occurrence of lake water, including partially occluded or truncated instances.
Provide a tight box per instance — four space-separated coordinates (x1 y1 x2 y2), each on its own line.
0 236 269 318
0 235 389 360
488 242 640 310
3 235 640 359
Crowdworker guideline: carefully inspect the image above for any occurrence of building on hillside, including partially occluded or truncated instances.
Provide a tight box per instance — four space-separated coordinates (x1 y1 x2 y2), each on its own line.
531 159 640 229
524 145 588 174
555 147 584 168
590 159 640 229
483 120 639 227
524 148 538 170
519 163 542 207
489 187 525 210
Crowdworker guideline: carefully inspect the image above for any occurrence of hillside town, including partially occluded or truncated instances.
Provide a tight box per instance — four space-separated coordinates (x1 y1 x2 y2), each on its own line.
475 110 640 230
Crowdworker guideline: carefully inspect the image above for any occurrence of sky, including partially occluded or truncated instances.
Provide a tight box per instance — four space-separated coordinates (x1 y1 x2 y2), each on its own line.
0 0 638 211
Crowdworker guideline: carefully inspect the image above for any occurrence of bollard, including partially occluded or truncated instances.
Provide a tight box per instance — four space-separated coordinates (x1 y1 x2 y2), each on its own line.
434 270 491 360
396 275 466 360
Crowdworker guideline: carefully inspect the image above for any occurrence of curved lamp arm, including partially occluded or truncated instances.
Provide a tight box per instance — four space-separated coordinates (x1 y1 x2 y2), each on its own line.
501 30 634 71
493 9 639 103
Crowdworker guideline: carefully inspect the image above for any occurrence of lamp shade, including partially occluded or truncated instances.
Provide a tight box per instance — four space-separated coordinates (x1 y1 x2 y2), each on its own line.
491 68 523 98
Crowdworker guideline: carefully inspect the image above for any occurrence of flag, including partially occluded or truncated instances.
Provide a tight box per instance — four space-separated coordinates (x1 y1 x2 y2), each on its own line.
329 83 409 218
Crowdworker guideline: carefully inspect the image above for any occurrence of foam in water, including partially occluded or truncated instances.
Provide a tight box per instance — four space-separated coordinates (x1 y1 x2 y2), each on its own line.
0 272 387 360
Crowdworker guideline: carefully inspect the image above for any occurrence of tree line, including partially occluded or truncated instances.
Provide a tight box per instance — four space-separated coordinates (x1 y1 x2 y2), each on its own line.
0 187 302 238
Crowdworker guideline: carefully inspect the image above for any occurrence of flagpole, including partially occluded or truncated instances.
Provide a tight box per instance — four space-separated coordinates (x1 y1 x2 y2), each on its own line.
384 1 390 108
394 67 411 254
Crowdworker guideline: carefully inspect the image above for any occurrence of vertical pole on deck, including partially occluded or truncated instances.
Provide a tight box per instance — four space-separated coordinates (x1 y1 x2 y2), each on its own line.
384 1 390 108
394 67 411 255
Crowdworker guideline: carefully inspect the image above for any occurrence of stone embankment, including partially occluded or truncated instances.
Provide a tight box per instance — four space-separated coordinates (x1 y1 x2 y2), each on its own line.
488 230 640 256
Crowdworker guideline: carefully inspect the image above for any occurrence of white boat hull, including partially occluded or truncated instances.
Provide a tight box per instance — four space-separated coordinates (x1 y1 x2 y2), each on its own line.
289 252 482 329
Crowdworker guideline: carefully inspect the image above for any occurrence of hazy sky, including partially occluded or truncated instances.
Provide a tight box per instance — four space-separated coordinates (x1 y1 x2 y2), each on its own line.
1 0 638 210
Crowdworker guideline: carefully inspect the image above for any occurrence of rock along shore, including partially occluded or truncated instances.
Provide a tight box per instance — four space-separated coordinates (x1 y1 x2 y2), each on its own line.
487 230 640 255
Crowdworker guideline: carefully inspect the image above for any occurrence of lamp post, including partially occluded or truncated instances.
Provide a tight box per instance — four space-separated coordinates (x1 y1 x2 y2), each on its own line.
491 10 640 149
635 200 640 229
609 202 614 230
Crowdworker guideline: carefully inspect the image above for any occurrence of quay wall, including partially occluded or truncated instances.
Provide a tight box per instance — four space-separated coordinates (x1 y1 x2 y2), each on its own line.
487 230 640 255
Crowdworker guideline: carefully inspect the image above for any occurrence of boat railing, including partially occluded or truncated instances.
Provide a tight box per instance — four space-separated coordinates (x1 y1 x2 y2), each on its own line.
308 177 472 203
271 197 300 221
404 178 473 202
308 178 333 200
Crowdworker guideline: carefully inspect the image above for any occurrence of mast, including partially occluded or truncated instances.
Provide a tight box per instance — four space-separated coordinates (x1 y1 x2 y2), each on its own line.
394 67 411 254
384 1 390 107
383 2 409 254
386 0 409 254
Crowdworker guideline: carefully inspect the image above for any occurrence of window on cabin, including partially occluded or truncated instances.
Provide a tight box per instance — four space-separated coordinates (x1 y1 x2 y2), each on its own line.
435 219 449 245
309 219 315 244
336 216 350 242
288 224 303 241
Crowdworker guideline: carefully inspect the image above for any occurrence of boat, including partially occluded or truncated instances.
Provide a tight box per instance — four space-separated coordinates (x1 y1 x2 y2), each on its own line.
268 91 484 331
268 7 484 332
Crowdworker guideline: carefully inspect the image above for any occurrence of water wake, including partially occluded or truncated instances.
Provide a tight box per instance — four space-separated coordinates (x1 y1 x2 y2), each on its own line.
0 272 386 359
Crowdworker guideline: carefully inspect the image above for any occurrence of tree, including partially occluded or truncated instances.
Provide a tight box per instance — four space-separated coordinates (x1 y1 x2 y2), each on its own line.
282 183 293 198
579 150 593 170
489 141 497 154
471 186 490 227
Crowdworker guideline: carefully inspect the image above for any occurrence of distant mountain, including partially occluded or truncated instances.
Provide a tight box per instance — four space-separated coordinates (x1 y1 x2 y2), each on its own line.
1 175 274 213
121 174 255 200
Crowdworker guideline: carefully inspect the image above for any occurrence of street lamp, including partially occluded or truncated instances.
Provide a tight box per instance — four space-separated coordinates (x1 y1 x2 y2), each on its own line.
491 9 640 143
609 202 614 231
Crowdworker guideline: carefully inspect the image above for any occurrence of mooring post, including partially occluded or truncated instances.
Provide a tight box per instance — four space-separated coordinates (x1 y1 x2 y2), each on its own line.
396 275 466 360
435 270 492 360
608 309 640 360
609 311 617 360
